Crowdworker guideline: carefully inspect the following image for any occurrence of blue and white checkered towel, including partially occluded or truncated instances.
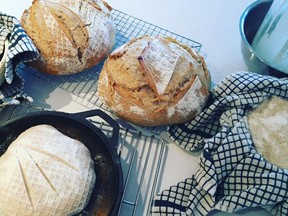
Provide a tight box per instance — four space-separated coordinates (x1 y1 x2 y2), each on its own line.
152 71 288 215
0 13 39 108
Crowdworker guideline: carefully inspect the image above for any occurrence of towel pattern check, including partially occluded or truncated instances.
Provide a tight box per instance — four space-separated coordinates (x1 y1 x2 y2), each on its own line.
152 71 288 216
0 13 39 108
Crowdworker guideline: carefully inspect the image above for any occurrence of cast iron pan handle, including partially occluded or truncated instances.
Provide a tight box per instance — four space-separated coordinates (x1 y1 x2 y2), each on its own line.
71 109 120 149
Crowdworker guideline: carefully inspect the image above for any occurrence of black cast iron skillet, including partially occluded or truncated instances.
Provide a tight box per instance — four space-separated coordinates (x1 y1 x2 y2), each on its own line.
0 109 123 216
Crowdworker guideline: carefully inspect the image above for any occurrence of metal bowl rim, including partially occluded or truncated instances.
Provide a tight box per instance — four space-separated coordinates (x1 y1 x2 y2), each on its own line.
239 0 288 74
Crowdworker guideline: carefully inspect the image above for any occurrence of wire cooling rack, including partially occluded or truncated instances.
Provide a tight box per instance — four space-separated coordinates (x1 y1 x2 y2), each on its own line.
17 9 202 111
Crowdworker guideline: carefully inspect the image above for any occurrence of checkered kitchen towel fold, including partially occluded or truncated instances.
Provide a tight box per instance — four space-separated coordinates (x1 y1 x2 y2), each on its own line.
0 13 39 109
152 71 288 216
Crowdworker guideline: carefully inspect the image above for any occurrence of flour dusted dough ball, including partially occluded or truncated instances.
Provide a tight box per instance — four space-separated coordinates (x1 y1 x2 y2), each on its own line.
248 96 288 169
21 0 115 75
0 124 96 216
97 35 211 126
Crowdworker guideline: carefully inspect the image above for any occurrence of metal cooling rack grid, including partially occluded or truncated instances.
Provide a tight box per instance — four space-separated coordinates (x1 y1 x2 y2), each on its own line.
17 9 202 111
93 119 166 216
0 104 167 216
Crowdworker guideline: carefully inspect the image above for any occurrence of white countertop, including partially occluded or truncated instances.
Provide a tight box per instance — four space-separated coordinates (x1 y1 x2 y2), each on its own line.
0 0 273 215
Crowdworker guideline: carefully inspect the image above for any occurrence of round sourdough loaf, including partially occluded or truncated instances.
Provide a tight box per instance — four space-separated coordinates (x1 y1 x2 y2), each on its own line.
247 96 288 169
21 0 115 75
97 35 211 126
0 124 96 216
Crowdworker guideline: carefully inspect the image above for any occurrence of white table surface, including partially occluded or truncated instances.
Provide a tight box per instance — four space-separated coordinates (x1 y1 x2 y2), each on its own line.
0 0 273 215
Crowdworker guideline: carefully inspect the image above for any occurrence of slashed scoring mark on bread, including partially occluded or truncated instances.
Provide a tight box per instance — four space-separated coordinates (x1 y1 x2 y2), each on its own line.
16 150 35 209
22 146 59 194
83 0 113 16
25 0 53 56
44 0 89 62
171 75 206 120
97 35 211 126
0 124 96 215
25 145 79 171
83 0 103 11
138 37 180 96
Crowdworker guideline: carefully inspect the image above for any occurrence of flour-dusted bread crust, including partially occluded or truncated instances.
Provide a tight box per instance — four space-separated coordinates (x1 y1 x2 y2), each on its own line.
248 96 288 169
21 0 115 75
97 35 211 126
0 124 96 216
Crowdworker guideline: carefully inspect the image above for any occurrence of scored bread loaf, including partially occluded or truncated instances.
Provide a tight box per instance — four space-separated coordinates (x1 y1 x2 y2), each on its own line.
97 35 211 126
0 124 96 216
247 96 288 169
21 0 115 75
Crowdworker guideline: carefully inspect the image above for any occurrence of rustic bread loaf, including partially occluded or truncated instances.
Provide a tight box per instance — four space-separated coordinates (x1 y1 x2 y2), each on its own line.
247 96 288 169
21 0 115 75
0 124 96 216
97 35 211 126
